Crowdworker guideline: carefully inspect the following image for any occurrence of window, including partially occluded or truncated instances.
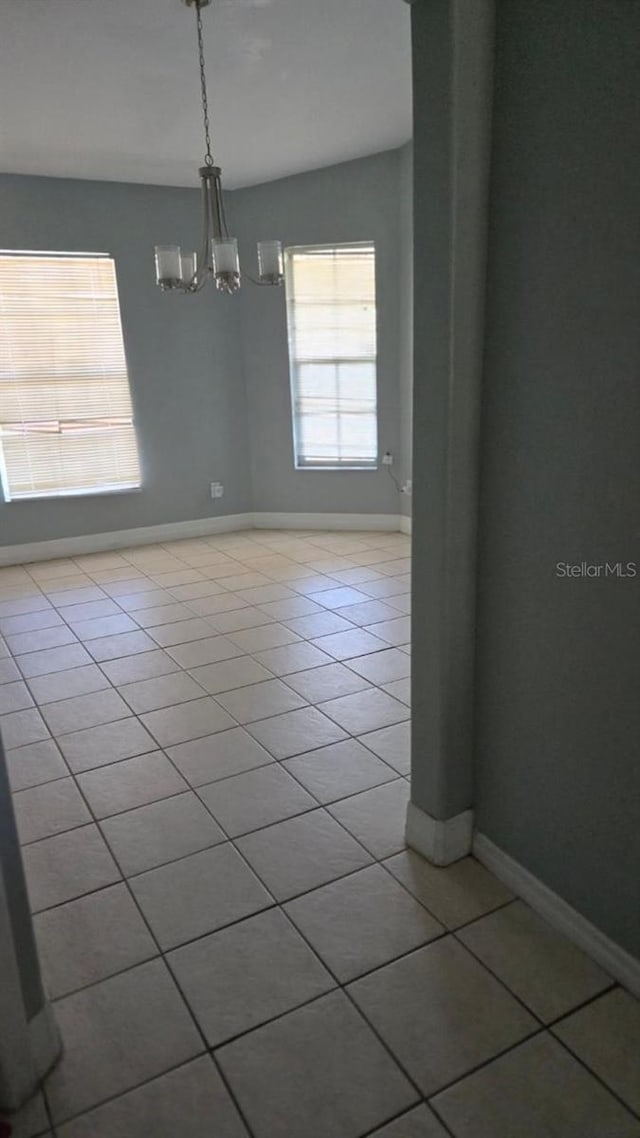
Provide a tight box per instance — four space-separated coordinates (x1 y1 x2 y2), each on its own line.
0 252 141 501
285 242 378 469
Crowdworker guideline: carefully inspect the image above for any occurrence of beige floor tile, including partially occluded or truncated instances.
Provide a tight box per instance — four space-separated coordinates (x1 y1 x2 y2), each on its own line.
359 721 410 773
382 678 410 703
55 1056 248 1138
0 656 21 683
217 990 417 1138
0 706 49 748
383 851 513 928
0 679 34 714
198 764 316 837
328 779 410 858
130 843 273 950
165 634 244 668
189 656 273 695
319 688 409 734
14 777 91 844
86 630 158 661
118 671 205 713
311 628 389 661
283 610 356 639
8 626 77 656
58 717 157 773
348 938 536 1096
147 617 218 648
45 959 203 1125
458 901 611 1022
72 614 139 641
370 1105 448 1137
40 688 131 736
13 644 93 679
167 727 274 786
363 617 411 646
215 679 307 724
0 608 63 638
283 739 397 804
27 664 110 705
553 987 640 1114
285 864 443 982
252 641 334 676
6 738 68 792
432 1032 640 1138
99 649 180 686
131 602 196 628
101 790 225 875
61 599 121 623
284 662 370 702
247 706 347 759
236 809 373 901
23 824 121 912
168 908 334 1047
228 623 301 653
34 882 157 998
141 696 235 746
347 648 410 685
77 751 187 818
187 593 250 616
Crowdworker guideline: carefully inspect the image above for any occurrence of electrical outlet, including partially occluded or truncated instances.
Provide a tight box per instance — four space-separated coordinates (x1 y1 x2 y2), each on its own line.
402 479 413 495
210 481 224 499
382 451 394 466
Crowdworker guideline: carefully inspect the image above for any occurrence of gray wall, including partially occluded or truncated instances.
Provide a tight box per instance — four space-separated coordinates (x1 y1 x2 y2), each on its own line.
398 142 414 517
0 174 252 546
475 0 640 956
233 148 409 516
0 148 413 546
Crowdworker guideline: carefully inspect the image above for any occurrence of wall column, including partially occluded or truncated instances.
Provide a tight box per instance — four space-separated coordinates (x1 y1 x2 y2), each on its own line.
407 0 494 863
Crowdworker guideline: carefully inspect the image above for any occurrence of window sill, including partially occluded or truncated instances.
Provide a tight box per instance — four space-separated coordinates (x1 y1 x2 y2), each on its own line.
294 465 379 473
5 485 142 503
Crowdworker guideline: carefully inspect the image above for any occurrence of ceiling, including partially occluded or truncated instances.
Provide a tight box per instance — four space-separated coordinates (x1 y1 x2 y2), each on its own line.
0 0 411 190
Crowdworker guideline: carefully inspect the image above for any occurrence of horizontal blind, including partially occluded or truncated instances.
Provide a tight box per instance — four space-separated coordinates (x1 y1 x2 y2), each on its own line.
0 253 141 499
285 243 378 468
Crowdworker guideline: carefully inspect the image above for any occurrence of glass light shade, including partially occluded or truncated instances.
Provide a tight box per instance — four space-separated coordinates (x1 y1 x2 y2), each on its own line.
181 251 197 286
211 237 240 293
257 240 284 284
211 237 239 275
154 244 183 289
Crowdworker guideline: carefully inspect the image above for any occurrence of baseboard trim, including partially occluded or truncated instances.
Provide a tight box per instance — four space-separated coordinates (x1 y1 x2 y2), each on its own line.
406 802 474 865
0 512 409 566
252 512 403 532
0 514 255 567
473 833 640 998
399 514 412 535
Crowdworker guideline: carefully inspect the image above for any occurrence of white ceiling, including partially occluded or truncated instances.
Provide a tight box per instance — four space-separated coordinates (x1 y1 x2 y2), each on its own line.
0 0 411 190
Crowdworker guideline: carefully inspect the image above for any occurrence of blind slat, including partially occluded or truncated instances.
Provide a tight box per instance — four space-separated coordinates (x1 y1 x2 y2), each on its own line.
0 253 141 500
285 243 378 469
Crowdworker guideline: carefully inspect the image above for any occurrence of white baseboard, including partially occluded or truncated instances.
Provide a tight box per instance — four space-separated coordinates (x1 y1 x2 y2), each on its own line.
399 514 412 535
406 802 474 865
473 833 640 998
252 512 403 533
0 514 255 567
0 511 408 566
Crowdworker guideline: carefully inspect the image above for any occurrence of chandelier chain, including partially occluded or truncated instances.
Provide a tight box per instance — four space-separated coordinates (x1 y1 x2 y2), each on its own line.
195 1 214 166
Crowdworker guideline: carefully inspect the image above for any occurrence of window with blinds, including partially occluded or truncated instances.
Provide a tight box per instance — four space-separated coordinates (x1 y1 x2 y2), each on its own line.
285 243 378 469
0 252 141 501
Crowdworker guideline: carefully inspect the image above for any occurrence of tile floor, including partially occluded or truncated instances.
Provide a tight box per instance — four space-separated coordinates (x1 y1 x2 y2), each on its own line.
0 528 638 1137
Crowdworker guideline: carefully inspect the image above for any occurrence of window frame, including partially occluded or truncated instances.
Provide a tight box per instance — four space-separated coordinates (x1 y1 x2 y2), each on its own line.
284 241 379 472
0 250 142 503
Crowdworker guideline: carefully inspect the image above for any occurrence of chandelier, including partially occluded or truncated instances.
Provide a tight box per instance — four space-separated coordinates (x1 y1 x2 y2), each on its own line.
154 0 284 295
